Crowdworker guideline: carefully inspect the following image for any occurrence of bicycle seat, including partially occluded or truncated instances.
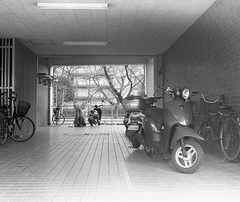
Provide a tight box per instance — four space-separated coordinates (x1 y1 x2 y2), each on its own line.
218 105 231 115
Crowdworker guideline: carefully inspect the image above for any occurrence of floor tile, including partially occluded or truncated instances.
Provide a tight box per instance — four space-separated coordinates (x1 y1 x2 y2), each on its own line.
0 125 240 202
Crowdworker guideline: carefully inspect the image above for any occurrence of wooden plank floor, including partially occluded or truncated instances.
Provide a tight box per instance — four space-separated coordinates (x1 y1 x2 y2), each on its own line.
0 124 240 202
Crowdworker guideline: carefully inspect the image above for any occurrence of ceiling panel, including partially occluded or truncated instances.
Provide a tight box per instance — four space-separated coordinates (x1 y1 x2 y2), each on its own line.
0 0 216 56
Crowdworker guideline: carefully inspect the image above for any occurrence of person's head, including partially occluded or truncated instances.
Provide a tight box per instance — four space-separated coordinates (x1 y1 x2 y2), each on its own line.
94 105 98 108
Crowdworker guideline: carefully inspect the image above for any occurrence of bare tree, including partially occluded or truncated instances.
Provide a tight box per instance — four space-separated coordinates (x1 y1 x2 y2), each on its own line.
53 66 82 104
53 64 145 119
101 65 145 104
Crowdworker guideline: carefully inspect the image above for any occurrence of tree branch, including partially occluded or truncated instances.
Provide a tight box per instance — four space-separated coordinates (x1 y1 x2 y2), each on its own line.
103 66 123 103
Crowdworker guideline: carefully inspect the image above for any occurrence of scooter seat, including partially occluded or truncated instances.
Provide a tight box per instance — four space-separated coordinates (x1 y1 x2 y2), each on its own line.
144 106 164 124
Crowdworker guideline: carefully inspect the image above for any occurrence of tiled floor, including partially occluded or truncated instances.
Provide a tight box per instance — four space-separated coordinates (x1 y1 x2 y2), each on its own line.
0 124 240 202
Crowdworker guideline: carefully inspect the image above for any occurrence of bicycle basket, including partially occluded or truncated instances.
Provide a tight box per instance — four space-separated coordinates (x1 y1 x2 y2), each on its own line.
16 101 30 117
200 98 221 116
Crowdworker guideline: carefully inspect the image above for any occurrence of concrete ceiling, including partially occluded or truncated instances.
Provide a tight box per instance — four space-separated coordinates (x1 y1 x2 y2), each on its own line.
0 0 216 57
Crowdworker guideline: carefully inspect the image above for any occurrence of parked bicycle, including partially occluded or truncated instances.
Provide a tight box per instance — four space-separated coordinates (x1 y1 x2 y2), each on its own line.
197 91 240 161
52 106 65 125
0 91 36 144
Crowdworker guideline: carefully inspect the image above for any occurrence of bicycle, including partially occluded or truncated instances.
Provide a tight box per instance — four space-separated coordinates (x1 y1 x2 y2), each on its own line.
52 107 65 125
0 91 36 144
197 92 240 161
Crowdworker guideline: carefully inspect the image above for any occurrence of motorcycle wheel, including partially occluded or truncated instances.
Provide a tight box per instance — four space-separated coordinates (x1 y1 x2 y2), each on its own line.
131 139 141 149
171 139 204 174
89 119 93 126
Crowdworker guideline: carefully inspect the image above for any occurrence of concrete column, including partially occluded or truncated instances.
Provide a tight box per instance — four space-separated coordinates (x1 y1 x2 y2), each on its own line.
145 58 155 96
145 55 163 107
145 55 163 94
37 58 52 126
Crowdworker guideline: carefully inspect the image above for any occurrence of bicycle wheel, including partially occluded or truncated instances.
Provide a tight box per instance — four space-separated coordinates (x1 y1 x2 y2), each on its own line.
220 116 240 161
198 121 211 148
52 114 65 125
0 112 7 145
9 116 36 142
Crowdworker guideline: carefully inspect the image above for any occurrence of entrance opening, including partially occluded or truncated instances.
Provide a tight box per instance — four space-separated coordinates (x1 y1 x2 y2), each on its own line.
51 64 145 126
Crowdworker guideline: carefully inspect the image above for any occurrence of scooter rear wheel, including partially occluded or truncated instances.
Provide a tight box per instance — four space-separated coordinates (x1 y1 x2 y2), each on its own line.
144 145 154 156
172 139 204 174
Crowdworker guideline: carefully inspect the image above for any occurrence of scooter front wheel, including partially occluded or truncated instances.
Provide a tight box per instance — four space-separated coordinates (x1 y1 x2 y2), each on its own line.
172 139 204 174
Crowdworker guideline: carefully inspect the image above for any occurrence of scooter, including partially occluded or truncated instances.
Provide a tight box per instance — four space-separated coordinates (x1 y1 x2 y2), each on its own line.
122 86 205 174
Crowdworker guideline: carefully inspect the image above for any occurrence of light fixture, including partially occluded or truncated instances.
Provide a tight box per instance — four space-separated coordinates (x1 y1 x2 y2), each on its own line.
37 3 108 10
63 41 108 46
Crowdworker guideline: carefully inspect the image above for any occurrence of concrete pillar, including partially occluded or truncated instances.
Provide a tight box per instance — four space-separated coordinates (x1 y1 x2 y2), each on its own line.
145 54 163 107
145 58 155 96
37 58 52 126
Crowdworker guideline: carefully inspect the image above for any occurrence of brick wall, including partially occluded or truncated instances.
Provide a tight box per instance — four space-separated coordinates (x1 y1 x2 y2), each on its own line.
163 0 240 132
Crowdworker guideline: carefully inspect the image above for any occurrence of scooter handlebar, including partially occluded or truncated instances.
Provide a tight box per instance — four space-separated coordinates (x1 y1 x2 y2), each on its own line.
157 86 172 92
144 96 163 107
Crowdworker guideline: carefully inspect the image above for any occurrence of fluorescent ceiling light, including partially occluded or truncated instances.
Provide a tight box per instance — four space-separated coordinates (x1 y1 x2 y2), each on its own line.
63 41 108 46
37 3 108 10
30 39 54 45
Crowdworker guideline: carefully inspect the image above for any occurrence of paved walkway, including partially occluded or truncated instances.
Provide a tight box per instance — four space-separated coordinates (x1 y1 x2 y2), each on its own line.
0 125 240 202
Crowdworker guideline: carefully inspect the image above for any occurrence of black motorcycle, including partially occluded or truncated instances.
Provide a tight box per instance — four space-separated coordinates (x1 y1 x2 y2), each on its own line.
122 87 204 174
88 109 100 126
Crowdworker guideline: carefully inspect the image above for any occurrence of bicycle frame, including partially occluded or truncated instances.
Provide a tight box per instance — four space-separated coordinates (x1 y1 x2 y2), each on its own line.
0 91 35 143
53 108 60 119
201 112 227 142
52 107 65 125
197 91 240 161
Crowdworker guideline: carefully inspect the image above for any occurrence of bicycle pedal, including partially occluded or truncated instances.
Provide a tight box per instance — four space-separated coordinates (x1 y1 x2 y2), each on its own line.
13 135 20 139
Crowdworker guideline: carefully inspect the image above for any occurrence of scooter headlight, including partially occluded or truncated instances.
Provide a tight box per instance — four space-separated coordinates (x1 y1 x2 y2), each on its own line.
182 88 190 100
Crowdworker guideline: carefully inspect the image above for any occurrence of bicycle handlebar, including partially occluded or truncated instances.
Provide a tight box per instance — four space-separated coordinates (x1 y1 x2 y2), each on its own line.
194 91 224 104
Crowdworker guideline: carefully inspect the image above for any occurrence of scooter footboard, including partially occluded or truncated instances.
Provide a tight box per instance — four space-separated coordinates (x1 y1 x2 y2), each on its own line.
170 126 205 149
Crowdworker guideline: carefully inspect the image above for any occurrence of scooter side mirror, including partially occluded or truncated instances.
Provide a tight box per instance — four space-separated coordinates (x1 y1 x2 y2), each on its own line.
166 87 171 92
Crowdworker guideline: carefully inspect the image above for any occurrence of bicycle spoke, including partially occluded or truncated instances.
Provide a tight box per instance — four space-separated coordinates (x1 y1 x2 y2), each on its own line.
9 116 35 142
52 112 65 125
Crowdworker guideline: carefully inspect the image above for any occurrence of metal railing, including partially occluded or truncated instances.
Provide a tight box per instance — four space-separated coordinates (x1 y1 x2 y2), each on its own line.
59 104 125 125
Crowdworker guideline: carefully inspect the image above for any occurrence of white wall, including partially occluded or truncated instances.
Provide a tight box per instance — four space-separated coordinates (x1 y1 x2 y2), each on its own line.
145 54 163 96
